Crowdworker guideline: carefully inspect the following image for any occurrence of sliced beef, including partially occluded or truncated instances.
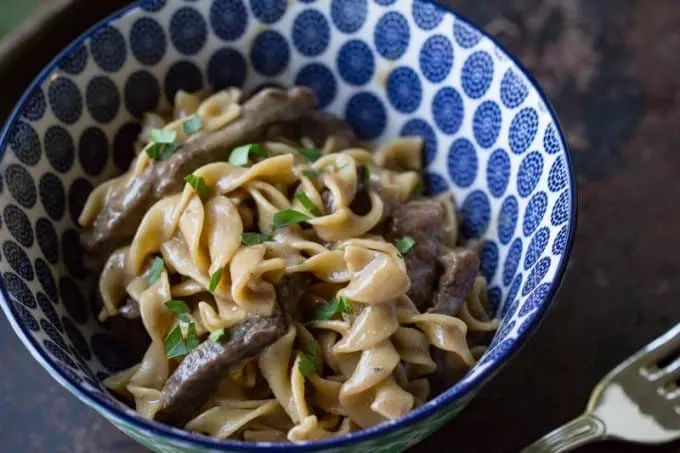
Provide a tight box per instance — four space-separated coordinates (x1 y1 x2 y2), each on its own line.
82 87 318 257
430 248 480 317
385 199 444 311
155 275 309 426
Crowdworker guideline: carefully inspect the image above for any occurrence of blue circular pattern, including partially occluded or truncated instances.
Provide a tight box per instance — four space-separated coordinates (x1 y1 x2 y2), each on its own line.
345 92 386 139
447 138 477 188
140 0 166 12
130 17 167 66
78 128 108 176
164 61 203 103
387 67 422 114
553 225 569 255
170 7 207 55
36 218 59 264
8 121 41 166
523 191 548 236
15 303 38 331
22 88 46 121
473 100 502 148
4 205 33 247
489 319 515 349
113 122 141 171
509 107 539 154
124 70 161 118
461 51 494 99
503 238 523 286
42 319 68 350
524 227 549 270
58 44 88 75
412 0 443 30
337 40 374 86
39 174 65 221
86 76 120 124
503 273 523 318
48 77 83 125
400 119 436 166
519 282 551 317
208 48 247 90
210 0 248 41
4 271 35 307
424 171 447 196
4 241 33 280
498 195 518 245
500 69 529 109
250 0 286 23
544 123 561 154
295 63 337 109
35 259 58 304
548 156 567 192
63 317 92 360
6 164 36 209
516 305 540 337
551 190 570 227
374 12 409 60
479 338 514 366
44 340 78 369
432 87 464 134
517 151 543 198
375 0 395 4
487 286 502 317
68 179 92 226
44 126 75 173
37 292 61 329
522 257 550 296
89 26 126 72
331 0 367 33
461 190 490 238
60 276 88 324
487 148 510 197
250 30 290 77
293 10 330 57
419 35 453 83
480 241 499 282
453 19 481 48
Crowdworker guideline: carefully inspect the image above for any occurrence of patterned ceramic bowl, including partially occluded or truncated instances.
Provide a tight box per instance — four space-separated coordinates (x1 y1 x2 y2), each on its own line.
0 0 576 451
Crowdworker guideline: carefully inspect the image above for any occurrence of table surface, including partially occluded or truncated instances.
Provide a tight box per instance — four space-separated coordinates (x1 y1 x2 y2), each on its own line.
1 0 680 452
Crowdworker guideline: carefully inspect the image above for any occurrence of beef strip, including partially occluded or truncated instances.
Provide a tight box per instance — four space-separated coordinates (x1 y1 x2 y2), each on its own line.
276 273 311 322
430 248 480 317
385 199 445 311
82 87 318 257
155 275 309 426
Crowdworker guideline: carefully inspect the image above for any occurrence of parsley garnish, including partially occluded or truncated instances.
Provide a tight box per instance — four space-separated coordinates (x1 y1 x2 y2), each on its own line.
184 174 208 198
312 296 353 321
164 299 190 322
144 141 178 161
241 232 273 245
150 128 176 143
297 147 322 162
413 180 426 196
295 192 322 216
228 144 268 167
395 236 416 255
148 257 164 284
164 323 199 359
272 209 310 230
208 268 223 292
209 328 226 343
299 339 321 377
302 169 321 178
182 114 202 135
361 165 371 183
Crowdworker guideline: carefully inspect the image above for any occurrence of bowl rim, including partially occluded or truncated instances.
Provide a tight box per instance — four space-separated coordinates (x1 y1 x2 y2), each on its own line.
0 0 578 450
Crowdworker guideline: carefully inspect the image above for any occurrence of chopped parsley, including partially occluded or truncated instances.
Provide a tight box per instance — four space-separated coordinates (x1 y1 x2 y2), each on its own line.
413 180 426 196
209 328 226 343
312 296 353 321
299 339 321 377
361 165 371 183
184 174 208 198
208 268 223 292
272 209 310 230
295 192 322 217
164 299 190 322
241 232 273 245
144 141 179 161
182 114 202 135
302 169 321 178
395 236 416 255
150 128 176 143
164 322 199 359
148 257 165 285
228 143 268 167
297 147 322 162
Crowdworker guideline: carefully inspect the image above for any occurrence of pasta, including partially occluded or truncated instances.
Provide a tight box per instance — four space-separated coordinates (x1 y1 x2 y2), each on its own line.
82 86 499 442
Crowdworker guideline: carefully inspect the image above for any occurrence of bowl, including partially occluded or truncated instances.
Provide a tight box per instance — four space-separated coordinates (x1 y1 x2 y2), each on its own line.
0 0 576 451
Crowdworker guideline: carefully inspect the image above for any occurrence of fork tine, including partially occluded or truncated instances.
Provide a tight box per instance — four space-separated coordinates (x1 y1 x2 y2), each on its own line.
635 323 680 366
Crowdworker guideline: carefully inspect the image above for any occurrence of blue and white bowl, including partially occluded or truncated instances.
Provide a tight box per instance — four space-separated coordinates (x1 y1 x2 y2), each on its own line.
0 0 576 451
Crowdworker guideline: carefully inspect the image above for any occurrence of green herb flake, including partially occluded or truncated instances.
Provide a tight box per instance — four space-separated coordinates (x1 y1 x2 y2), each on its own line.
395 236 416 255
299 338 322 377
413 180 426 196
144 141 179 161
185 322 200 351
184 174 209 198
150 128 177 144
164 325 187 359
182 114 202 135
208 268 223 292
312 296 353 321
295 192 322 217
297 147 322 162
240 232 272 246
299 353 318 377
361 165 371 183
209 328 226 343
302 169 320 178
148 257 165 285
272 209 311 230
164 299 190 322
228 144 268 167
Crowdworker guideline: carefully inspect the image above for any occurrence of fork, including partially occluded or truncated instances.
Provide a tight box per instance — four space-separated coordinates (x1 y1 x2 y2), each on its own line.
521 323 680 452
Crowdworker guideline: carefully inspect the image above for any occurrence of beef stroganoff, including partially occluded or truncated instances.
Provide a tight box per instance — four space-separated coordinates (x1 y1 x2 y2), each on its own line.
79 86 499 442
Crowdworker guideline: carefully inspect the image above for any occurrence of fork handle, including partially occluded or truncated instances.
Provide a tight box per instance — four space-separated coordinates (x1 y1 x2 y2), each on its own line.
520 413 607 453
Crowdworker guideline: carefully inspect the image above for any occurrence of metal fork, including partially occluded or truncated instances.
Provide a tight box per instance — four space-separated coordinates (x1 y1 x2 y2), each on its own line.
522 323 680 453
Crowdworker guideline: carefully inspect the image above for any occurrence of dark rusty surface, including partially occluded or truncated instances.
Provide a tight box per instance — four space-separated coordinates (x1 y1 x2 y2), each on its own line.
1 0 680 452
